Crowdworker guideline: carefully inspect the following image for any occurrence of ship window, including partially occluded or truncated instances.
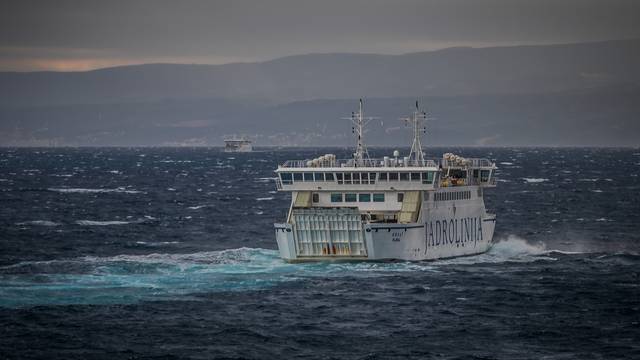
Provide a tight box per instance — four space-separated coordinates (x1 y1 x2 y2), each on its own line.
325 173 335 181
389 172 398 181
397 193 404 202
369 173 377 184
293 173 303 182
331 193 343 202
344 173 352 185
361 173 369 185
345 193 357 202
304 173 314 181
379 173 387 181
373 193 385 202
314 173 324 181
400 172 409 181
422 172 434 184
336 173 343 184
359 193 371 202
280 173 293 185
481 170 490 182
352 173 360 185
411 172 420 181
312 193 319 203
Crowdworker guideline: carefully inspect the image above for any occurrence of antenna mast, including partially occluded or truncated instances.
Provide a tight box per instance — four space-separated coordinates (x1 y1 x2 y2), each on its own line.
347 99 376 166
402 101 431 166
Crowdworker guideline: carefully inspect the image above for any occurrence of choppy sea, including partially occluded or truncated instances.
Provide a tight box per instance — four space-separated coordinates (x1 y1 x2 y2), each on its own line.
0 147 638 359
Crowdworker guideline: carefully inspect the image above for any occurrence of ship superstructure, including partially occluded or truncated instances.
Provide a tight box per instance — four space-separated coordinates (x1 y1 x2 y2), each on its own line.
224 136 252 152
274 100 496 261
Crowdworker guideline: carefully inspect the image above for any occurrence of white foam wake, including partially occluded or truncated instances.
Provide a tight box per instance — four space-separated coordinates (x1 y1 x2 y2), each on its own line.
433 235 550 265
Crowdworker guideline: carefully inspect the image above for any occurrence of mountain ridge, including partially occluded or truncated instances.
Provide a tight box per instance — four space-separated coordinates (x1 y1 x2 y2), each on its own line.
1 38 639 107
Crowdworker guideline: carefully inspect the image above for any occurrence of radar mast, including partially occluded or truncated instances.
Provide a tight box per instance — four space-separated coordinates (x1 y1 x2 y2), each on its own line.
347 99 376 166
402 101 431 166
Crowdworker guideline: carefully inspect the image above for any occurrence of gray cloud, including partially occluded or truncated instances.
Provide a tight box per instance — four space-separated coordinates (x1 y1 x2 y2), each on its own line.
1 0 640 70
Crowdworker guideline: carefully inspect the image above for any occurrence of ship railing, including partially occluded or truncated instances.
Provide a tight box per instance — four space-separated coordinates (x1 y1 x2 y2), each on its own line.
280 158 438 169
440 158 494 168
441 176 497 187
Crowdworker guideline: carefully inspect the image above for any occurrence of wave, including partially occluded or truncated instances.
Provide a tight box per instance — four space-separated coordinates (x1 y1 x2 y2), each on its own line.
432 235 551 265
75 220 133 226
16 220 61 226
48 187 141 194
187 205 208 210
256 197 274 201
522 178 549 183
0 238 569 308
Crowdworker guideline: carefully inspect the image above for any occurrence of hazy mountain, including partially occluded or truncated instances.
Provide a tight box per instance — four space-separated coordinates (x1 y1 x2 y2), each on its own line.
1 39 639 146
1 85 638 147
1 39 639 107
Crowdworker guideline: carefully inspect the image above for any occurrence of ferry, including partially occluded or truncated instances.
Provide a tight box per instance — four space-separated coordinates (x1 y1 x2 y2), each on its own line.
274 100 496 262
224 136 252 152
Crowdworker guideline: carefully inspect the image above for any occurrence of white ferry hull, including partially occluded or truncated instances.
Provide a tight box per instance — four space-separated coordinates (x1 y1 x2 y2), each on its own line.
274 195 495 262
224 144 252 152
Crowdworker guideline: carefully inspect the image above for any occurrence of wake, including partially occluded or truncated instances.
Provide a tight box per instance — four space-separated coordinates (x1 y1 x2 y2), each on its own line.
0 237 574 308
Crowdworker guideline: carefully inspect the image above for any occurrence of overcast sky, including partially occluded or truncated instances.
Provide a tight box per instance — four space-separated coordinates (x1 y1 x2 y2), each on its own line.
2 0 640 71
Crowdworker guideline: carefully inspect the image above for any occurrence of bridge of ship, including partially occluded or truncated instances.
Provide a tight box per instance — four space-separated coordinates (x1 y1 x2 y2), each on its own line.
274 156 496 191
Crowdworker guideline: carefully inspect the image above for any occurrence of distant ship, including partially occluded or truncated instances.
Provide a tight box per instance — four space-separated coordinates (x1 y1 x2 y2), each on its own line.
273 100 497 262
224 136 252 152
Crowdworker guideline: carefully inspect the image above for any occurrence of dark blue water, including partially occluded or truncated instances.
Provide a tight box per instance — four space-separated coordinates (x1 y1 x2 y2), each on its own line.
1 147 638 359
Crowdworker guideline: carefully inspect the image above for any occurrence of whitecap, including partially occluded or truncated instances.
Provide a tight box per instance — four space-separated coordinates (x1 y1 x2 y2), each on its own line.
256 197 274 201
16 220 61 226
499 162 514 165
255 177 278 183
433 235 550 265
75 220 132 226
48 187 141 194
522 178 548 183
135 241 180 246
187 205 208 210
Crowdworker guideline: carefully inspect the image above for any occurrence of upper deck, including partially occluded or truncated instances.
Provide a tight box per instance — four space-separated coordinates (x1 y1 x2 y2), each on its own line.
280 157 438 169
275 154 496 191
